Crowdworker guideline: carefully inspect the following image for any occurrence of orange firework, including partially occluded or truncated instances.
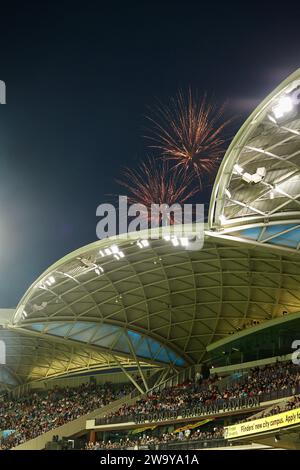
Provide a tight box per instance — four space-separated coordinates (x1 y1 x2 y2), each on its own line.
117 157 198 224
146 89 233 187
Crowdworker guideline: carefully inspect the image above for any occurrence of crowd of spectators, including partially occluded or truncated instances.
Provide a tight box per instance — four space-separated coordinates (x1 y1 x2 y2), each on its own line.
85 426 224 450
0 382 132 450
254 395 300 420
1 360 300 450
102 362 300 423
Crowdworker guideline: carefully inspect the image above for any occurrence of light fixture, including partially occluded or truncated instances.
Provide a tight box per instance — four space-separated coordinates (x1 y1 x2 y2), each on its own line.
233 164 244 175
104 248 112 255
241 167 266 184
95 266 104 275
44 275 56 287
171 237 179 246
272 95 293 120
241 172 252 183
256 166 266 179
137 239 149 248
110 245 119 254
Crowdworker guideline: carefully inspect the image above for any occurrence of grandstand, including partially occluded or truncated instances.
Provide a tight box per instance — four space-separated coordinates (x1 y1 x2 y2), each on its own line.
1 69 300 450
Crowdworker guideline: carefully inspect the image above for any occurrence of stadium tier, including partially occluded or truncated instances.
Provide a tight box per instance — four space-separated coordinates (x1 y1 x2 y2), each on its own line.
1 69 300 450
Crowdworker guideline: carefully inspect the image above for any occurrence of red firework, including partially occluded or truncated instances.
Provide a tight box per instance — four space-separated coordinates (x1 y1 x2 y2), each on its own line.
117 157 198 225
146 89 233 187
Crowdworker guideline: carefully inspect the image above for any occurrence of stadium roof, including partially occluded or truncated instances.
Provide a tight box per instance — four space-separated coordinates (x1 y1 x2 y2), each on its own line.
209 68 300 252
2 69 300 389
10 229 300 367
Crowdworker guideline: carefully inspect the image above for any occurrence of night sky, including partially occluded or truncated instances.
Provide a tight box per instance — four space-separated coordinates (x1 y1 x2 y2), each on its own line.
0 0 299 306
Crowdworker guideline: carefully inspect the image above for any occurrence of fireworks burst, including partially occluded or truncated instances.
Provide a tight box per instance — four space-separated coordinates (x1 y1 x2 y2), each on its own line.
117 157 198 224
146 89 233 187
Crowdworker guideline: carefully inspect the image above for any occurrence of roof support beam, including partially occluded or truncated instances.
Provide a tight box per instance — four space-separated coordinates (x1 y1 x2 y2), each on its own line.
111 354 145 394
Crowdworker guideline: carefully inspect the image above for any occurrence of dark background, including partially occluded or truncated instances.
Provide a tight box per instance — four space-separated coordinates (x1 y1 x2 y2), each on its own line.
0 0 299 306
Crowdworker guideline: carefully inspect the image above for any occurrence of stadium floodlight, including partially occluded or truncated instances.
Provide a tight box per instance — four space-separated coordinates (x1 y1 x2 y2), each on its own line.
242 167 266 184
241 172 252 183
95 266 104 275
257 166 266 178
44 276 55 287
171 237 179 247
233 164 244 175
110 245 125 259
104 248 112 255
137 239 149 248
272 95 293 119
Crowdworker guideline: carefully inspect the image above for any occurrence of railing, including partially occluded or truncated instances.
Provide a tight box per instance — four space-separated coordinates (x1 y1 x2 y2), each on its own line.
92 438 239 451
156 438 237 450
95 384 300 427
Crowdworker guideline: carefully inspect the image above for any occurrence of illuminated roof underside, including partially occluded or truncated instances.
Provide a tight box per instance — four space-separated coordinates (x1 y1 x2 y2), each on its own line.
0 328 152 389
12 232 300 368
209 68 300 253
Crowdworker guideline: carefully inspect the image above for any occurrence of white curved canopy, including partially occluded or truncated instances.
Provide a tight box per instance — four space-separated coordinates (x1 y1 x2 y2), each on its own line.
11 231 300 368
209 69 300 230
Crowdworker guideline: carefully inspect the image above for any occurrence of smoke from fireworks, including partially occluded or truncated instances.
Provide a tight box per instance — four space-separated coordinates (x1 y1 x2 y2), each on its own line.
146 89 233 187
117 157 198 224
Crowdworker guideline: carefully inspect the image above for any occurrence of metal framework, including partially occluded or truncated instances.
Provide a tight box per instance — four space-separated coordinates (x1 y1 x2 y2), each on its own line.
10 230 300 370
209 68 300 252
2 70 300 390
0 326 157 389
